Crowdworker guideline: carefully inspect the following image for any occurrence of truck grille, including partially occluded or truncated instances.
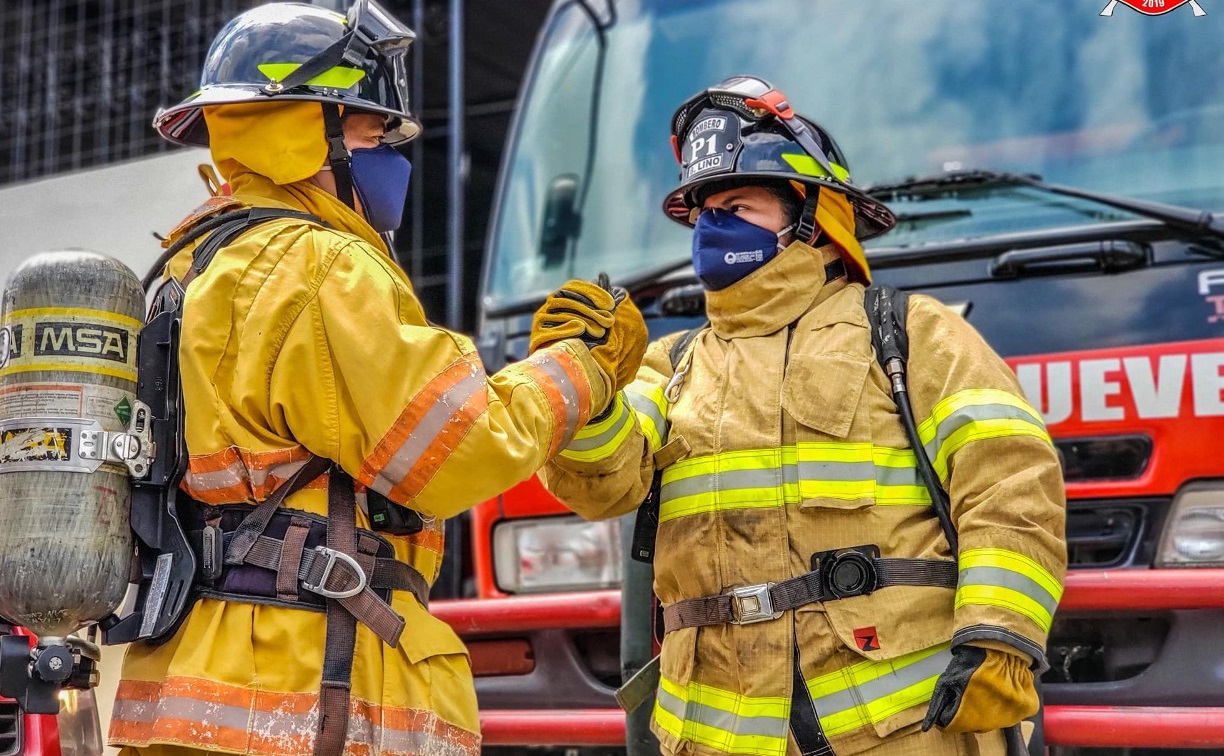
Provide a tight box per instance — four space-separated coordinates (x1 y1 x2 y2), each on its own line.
0 700 20 756
1066 502 1144 568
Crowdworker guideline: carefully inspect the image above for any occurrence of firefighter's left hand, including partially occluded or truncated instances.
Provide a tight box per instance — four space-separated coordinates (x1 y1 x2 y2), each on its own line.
921 641 1038 733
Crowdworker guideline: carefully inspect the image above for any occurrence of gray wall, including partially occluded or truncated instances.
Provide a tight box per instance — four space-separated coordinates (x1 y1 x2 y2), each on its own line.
0 149 213 285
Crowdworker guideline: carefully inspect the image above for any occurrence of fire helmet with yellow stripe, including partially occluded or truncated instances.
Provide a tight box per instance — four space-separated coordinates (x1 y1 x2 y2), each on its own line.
153 0 420 148
663 76 896 282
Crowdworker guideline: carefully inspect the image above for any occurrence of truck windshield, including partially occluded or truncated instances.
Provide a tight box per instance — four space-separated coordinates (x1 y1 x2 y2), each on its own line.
485 0 1224 311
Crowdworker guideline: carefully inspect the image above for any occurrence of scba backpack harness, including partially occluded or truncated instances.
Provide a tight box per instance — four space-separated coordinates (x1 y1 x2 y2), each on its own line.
103 205 429 754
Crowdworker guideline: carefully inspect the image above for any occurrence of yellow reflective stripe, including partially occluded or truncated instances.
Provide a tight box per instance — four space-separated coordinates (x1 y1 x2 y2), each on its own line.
257 62 366 88
655 676 789 756
559 393 634 462
6 306 142 329
807 643 951 737
957 548 1063 632
626 382 668 453
780 153 851 181
658 444 930 521
917 389 1050 480
0 362 137 381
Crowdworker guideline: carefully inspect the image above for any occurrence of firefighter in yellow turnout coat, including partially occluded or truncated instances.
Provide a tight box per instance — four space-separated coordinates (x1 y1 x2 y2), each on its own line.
110 3 647 755
539 78 1067 755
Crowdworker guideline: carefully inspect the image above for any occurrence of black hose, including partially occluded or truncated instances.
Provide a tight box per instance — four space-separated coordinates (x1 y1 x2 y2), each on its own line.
891 375 959 555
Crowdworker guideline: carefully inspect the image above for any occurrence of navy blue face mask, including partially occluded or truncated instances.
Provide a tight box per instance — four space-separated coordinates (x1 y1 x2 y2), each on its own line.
691 209 789 291
350 144 412 232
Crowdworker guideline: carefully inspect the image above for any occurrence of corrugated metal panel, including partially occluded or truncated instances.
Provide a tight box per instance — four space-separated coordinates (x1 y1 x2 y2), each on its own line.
0 0 261 186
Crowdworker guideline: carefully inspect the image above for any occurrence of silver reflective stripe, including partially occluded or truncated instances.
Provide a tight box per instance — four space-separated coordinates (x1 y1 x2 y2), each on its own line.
808 646 951 729
626 388 668 436
349 715 477 755
656 684 789 740
183 462 246 492
959 565 1060 619
112 694 251 731
372 368 487 496
876 464 923 487
796 459 875 482
922 403 1046 461
529 352 584 447
566 396 631 452
661 467 787 502
185 458 307 494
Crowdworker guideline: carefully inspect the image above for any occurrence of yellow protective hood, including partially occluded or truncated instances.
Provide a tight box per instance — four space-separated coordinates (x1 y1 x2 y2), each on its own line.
204 101 329 186
793 184 871 284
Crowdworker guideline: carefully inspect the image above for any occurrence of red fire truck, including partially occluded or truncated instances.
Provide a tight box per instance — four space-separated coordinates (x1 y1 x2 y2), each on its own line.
435 1 1224 754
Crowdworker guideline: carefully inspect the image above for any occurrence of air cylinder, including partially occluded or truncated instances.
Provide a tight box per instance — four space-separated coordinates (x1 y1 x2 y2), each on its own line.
0 251 144 638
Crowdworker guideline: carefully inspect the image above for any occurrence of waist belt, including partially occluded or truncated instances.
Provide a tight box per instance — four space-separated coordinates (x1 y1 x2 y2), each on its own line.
185 454 430 755
663 551 957 633
189 509 428 630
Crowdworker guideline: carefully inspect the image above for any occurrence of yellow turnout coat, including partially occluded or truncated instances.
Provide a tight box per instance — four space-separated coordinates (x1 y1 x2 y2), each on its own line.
544 241 1066 756
110 106 610 755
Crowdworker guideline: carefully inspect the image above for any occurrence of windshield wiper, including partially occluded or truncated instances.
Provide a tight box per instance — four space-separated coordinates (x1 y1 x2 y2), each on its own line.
869 169 1224 247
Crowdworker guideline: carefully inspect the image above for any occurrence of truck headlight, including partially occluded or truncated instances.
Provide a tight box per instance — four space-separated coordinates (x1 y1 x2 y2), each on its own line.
493 515 622 593
1156 482 1224 567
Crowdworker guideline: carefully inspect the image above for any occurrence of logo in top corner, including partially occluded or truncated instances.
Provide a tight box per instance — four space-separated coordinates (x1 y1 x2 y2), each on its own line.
1101 0 1206 16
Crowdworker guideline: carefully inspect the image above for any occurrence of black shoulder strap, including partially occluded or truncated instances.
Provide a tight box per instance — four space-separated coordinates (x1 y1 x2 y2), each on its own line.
669 324 707 371
187 208 324 285
865 285 910 369
863 286 959 554
144 207 325 291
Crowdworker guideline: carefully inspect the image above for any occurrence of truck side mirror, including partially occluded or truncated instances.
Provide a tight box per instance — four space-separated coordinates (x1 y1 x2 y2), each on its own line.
539 173 581 268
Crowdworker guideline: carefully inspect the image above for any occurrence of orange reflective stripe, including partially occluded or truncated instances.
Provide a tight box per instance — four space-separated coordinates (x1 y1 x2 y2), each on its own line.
112 677 480 756
182 446 325 504
360 352 491 502
521 347 592 457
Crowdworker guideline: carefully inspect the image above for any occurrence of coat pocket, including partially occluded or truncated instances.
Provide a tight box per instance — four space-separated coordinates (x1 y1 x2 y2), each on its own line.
781 351 869 440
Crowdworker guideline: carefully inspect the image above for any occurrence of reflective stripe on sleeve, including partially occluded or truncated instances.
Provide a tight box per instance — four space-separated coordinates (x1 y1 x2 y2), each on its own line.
805 643 951 737
917 388 1050 481
522 347 593 456
359 351 490 501
654 675 789 756
626 381 669 453
956 548 1063 632
559 392 635 462
184 446 324 504
658 443 930 523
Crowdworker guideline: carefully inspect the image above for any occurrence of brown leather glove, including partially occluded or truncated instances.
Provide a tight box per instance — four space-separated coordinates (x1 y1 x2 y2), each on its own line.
530 278 648 395
921 642 1038 734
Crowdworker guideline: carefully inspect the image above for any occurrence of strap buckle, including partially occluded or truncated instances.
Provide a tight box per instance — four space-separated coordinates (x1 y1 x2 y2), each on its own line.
302 546 367 600
728 583 781 625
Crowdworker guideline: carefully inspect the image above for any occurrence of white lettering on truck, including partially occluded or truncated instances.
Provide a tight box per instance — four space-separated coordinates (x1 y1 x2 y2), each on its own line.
1015 351 1224 424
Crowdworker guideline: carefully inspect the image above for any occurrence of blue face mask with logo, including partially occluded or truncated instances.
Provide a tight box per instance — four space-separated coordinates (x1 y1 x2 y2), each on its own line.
691 209 788 291
350 144 412 232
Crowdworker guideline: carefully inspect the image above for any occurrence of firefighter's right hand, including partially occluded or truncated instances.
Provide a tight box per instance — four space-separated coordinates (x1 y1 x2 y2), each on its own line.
530 279 648 394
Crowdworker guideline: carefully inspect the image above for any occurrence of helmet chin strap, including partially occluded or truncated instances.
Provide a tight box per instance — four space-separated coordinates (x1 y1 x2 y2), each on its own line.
322 103 355 209
796 191 820 245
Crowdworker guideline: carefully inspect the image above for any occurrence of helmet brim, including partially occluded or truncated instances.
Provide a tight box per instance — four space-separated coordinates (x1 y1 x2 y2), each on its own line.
663 172 897 242
153 86 422 148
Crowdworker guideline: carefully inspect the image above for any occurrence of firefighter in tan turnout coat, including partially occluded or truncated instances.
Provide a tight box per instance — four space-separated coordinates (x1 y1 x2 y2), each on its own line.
538 77 1067 755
